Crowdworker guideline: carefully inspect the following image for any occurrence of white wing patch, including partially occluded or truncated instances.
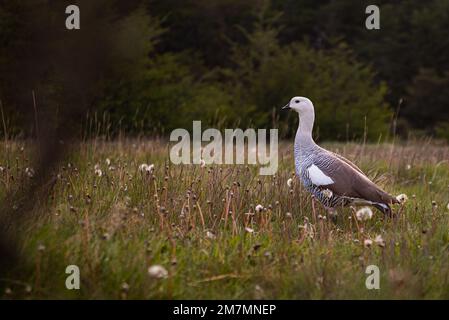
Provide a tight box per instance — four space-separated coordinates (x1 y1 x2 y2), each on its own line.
307 164 334 186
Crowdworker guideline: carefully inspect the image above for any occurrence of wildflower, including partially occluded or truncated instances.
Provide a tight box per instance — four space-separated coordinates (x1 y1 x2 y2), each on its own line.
25 167 34 178
139 163 154 174
431 200 437 208
322 189 333 198
254 285 265 299
245 227 254 234
287 178 293 188
255 204 264 213
121 282 129 292
285 212 292 218
396 193 408 204
105 158 111 166
374 235 385 247
406 164 411 170
364 239 373 248
206 231 216 240
200 159 206 168
148 265 168 279
94 168 102 177
356 207 373 221
37 244 46 252
93 164 102 177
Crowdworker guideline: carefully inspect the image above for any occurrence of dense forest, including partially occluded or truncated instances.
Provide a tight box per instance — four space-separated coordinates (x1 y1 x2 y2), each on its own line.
0 0 448 141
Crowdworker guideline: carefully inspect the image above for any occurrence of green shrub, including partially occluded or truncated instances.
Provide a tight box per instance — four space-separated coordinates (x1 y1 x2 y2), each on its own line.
223 9 392 141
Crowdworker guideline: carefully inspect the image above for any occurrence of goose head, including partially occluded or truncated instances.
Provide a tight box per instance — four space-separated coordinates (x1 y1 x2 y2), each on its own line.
282 96 314 115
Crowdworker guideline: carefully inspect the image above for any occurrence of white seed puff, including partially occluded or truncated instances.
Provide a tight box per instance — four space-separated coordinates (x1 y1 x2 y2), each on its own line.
356 207 373 221
148 265 168 279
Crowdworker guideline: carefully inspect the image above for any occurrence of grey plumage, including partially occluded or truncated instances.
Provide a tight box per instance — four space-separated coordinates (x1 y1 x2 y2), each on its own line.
284 96 399 215
295 143 348 208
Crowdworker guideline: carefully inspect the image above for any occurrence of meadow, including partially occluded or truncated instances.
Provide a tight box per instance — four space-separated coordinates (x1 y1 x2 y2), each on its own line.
0 138 448 299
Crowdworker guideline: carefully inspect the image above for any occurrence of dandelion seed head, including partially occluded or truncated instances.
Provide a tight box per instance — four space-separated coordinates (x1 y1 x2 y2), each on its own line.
322 189 333 198
95 168 103 177
206 231 216 240
255 204 264 213
139 163 154 173
121 282 129 292
374 235 385 247
356 207 373 221
396 193 408 204
25 167 34 178
148 265 168 279
364 239 373 248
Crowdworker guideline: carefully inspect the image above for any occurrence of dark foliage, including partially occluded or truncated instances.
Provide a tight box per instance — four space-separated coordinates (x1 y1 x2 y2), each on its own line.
0 0 448 140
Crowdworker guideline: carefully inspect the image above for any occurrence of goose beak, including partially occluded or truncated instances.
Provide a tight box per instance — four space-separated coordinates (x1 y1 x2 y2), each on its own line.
282 103 291 110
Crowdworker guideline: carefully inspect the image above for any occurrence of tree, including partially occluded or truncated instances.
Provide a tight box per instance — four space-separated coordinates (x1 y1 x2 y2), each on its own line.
223 5 391 141
404 69 449 137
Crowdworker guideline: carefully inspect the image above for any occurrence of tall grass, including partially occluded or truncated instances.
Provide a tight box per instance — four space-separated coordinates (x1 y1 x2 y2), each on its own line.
0 138 448 299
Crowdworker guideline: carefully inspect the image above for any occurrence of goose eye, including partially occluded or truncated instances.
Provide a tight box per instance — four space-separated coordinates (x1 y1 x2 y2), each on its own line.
295 100 300 103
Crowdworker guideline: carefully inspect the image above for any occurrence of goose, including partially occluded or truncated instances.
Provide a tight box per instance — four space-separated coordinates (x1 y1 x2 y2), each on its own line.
282 96 399 216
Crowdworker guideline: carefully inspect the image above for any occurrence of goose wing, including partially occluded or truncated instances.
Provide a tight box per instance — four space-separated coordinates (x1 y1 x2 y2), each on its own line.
328 151 366 176
310 152 398 205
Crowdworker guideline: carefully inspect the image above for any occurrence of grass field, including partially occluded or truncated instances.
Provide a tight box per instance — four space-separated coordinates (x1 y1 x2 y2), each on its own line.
0 139 448 299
